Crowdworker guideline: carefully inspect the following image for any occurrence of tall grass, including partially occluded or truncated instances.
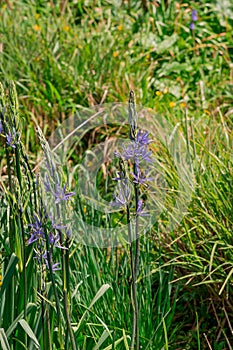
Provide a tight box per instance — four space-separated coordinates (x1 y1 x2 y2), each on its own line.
0 0 233 349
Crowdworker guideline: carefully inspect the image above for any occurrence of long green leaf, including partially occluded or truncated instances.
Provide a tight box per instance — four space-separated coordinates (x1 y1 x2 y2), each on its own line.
89 284 111 308
93 329 113 350
0 328 11 350
0 253 18 299
6 303 36 337
18 319 40 349
74 284 111 333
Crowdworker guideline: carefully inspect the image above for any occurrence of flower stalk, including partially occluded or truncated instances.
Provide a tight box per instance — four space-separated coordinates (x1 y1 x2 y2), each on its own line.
113 91 153 349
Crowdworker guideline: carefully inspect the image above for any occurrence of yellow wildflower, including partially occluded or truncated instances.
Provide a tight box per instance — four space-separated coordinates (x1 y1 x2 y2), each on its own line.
118 25 123 31
204 109 211 115
163 88 168 94
0 275 2 287
78 44 83 49
113 51 119 58
62 25 70 32
146 53 150 60
169 102 176 108
2 4 7 9
156 91 162 96
33 24 41 32
83 206 87 214
180 102 187 108
35 13 40 19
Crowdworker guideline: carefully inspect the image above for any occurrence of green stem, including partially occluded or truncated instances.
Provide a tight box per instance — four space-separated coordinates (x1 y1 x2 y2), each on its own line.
4 146 15 348
19 211 27 317
133 164 140 350
40 243 51 350
15 141 28 348
59 230 76 350
127 90 140 349
63 288 76 350
45 299 52 350
44 233 62 322
5 146 14 252
41 292 47 349
15 145 29 349
126 204 137 350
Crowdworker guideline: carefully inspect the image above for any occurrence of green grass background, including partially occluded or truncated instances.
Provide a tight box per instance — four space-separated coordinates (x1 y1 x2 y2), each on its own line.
0 0 233 349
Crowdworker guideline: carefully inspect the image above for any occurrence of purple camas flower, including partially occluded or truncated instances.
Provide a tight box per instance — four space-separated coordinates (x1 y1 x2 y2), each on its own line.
136 130 152 146
37 252 61 272
43 174 75 205
113 188 128 206
48 214 68 247
190 22 195 30
113 129 153 209
192 10 198 21
52 183 75 204
51 219 67 231
5 129 20 148
48 232 67 250
136 200 143 214
136 199 149 216
121 130 153 164
112 178 131 207
29 212 65 272
113 91 153 225
132 168 153 185
137 144 153 163
0 120 3 134
6 133 16 148
50 262 61 271
28 214 44 244
190 9 197 30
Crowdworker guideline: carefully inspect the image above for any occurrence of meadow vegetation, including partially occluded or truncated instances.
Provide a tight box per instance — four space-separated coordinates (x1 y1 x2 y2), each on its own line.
0 0 233 349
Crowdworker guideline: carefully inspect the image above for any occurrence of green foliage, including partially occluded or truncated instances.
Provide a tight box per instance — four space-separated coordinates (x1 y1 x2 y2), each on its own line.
0 0 233 349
